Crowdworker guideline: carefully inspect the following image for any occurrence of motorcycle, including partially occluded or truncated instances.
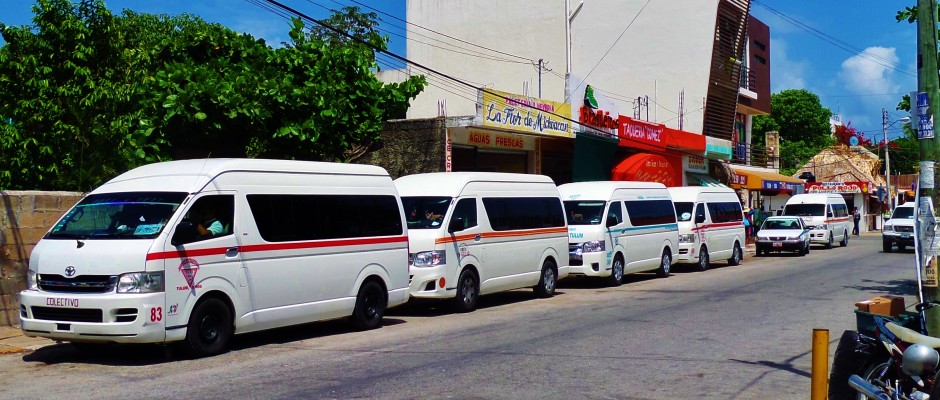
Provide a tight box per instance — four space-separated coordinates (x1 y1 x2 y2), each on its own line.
830 303 940 400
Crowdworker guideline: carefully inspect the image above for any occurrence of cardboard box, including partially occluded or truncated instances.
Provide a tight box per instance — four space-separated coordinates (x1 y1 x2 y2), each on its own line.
855 295 906 316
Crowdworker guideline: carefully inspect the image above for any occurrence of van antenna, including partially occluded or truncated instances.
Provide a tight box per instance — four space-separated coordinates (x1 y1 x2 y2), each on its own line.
190 153 212 196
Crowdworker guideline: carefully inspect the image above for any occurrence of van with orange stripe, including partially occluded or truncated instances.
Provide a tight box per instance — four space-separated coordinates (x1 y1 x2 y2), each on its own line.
395 172 568 312
558 181 679 286
783 193 851 248
668 186 745 271
19 159 410 357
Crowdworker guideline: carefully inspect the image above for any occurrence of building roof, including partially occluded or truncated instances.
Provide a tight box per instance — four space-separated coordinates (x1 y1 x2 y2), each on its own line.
793 145 885 186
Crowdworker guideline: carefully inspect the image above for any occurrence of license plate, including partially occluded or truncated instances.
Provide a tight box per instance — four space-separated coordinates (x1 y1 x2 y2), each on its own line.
772 242 782 247
901 233 911 239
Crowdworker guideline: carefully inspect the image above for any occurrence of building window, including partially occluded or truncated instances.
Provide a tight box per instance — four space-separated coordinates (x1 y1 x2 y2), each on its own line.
754 55 766 65
754 40 766 51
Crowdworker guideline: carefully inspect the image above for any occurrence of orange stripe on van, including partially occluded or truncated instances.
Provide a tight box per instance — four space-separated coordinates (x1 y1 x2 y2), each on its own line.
690 221 744 232
826 217 851 223
434 226 567 244
146 235 408 261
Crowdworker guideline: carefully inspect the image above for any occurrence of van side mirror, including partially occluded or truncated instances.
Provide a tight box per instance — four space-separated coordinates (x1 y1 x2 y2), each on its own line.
171 222 198 246
606 216 618 227
448 217 465 233
695 215 706 224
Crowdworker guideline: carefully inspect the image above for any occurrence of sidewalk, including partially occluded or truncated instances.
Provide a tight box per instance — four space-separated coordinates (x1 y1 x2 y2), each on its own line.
0 325 54 354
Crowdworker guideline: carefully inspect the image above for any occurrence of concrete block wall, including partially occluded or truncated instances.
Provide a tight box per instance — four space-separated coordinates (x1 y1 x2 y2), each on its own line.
359 117 447 179
0 191 83 326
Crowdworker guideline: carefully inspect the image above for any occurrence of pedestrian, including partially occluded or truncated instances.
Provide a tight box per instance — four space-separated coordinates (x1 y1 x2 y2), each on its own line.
853 207 861 236
743 207 752 241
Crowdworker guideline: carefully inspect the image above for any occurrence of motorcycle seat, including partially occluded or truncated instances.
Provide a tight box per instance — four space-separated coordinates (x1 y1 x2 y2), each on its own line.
886 322 940 349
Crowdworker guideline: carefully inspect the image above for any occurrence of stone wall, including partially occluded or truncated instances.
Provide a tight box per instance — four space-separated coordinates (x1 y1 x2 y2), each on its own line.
359 117 447 179
0 191 82 326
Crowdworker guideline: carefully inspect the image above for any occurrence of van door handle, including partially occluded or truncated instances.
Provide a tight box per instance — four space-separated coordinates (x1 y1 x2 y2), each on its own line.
225 247 240 257
474 234 481 242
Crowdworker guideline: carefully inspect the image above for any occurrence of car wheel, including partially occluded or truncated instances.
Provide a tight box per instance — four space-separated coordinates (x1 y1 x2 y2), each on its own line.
183 297 233 358
656 250 672 278
606 255 624 287
452 269 479 312
696 246 709 271
883 240 893 253
350 280 386 331
534 259 557 298
840 230 848 247
728 242 742 266
805 241 811 255
825 232 834 249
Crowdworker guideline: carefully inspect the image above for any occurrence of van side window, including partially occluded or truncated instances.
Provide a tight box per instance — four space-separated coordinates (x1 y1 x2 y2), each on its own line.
833 203 848 218
695 204 706 222
623 200 676 226
247 194 403 242
482 197 565 231
184 195 235 242
451 198 478 230
606 201 623 225
705 202 743 223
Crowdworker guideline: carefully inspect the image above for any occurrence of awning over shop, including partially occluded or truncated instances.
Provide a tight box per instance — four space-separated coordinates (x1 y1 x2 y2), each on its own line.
611 153 680 187
687 173 727 188
728 165 804 190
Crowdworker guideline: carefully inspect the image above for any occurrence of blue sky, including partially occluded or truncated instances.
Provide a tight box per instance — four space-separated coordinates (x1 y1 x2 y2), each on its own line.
0 0 919 141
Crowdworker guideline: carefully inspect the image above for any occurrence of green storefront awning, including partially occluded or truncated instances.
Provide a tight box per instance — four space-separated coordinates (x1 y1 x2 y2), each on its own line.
688 173 727 188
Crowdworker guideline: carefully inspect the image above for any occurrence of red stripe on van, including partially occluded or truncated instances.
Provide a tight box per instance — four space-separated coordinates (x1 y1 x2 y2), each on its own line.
826 217 851 223
434 226 568 244
146 235 409 261
690 221 744 232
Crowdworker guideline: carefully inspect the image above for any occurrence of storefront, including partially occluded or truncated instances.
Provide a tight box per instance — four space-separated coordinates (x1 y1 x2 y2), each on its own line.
728 165 805 216
570 83 620 182
610 115 706 187
805 181 875 233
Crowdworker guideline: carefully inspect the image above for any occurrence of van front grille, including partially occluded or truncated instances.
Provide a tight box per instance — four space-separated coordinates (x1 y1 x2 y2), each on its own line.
39 274 117 293
895 226 914 233
31 306 103 323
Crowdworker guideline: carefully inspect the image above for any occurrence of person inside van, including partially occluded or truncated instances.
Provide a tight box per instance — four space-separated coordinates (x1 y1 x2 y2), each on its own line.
192 205 224 237
424 209 444 227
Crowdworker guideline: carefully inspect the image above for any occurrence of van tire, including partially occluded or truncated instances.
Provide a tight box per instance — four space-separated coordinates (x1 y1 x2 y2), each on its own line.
656 251 671 278
728 243 742 266
840 230 849 247
453 269 479 312
351 280 386 331
825 232 834 249
607 255 624 286
534 260 557 298
696 246 709 271
183 297 233 358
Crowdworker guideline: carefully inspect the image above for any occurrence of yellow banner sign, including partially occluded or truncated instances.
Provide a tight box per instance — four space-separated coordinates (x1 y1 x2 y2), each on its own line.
478 89 572 138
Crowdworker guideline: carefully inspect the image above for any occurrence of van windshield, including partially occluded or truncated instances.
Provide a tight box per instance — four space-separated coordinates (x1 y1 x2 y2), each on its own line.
674 202 693 222
783 204 825 217
563 201 606 225
47 192 187 240
401 196 452 229
892 206 915 219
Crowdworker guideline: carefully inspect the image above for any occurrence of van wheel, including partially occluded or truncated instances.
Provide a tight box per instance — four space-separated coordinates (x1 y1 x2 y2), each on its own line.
840 230 848 247
696 246 709 271
728 242 742 266
656 251 671 278
825 232 834 249
351 280 386 331
452 269 479 312
183 297 233 358
534 260 557 298
606 256 624 286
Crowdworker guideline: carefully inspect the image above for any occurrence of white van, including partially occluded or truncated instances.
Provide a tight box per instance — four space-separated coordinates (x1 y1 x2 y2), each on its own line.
782 193 851 248
668 187 746 271
558 181 679 286
395 172 568 312
19 159 410 357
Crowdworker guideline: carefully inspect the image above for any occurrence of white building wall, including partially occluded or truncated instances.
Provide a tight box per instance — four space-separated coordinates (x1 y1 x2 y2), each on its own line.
402 0 720 135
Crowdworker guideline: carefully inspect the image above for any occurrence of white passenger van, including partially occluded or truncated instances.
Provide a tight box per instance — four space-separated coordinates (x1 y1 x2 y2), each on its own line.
558 181 679 286
395 172 568 312
19 159 410 357
782 193 851 248
668 187 745 271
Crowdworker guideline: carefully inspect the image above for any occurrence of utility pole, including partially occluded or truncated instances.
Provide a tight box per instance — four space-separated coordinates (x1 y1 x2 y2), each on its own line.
884 108 893 212
917 0 940 334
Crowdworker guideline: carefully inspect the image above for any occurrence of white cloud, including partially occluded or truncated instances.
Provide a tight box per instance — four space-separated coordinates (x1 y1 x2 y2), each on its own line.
769 39 807 92
838 47 900 96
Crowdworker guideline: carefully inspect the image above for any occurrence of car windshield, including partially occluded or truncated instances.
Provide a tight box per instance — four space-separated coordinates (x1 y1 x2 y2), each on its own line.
401 196 452 229
564 201 606 225
46 192 187 240
674 202 693 222
783 204 825 217
762 219 802 230
892 206 915 219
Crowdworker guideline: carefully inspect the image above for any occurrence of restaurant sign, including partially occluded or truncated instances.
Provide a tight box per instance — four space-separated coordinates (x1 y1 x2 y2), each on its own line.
805 181 870 194
478 89 572 138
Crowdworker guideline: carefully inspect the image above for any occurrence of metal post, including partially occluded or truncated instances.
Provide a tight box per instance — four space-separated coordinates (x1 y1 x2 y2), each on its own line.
538 58 543 98
917 0 940 335
884 108 892 211
811 329 829 400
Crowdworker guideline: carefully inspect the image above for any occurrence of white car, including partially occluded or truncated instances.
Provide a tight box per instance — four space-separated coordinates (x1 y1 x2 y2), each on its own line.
883 203 915 252
755 216 811 257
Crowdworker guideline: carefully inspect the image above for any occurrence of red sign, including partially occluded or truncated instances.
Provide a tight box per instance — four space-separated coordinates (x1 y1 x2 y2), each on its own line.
618 116 666 149
805 181 870 194
611 153 678 187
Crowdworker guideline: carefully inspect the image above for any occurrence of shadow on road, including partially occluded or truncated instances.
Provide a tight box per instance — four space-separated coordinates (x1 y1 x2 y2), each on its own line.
843 278 919 297
390 289 562 318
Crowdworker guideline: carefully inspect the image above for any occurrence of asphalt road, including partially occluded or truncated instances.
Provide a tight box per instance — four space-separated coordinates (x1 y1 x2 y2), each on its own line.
0 233 918 399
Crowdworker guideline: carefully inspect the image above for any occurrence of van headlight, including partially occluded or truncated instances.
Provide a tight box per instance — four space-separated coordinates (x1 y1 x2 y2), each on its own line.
27 270 38 291
117 272 165 293
679 234 695 243
581 241 605 253
412 251 446 267
884 225 894 232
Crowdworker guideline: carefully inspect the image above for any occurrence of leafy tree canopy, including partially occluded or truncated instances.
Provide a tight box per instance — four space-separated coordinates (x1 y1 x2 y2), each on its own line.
0 0 426 191
751 89 834 175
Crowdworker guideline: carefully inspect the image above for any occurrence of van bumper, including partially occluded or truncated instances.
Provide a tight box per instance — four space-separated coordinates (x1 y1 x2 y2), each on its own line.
408 265 456 299
18 290 168 344
676 243 697 263
567 251 610 277
808 229 830 244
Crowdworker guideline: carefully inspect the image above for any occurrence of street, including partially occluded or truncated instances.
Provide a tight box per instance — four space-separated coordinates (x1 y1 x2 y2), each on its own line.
0 233 917 399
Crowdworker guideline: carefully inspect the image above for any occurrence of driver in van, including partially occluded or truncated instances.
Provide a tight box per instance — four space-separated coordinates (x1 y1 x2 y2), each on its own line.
192 205 224 237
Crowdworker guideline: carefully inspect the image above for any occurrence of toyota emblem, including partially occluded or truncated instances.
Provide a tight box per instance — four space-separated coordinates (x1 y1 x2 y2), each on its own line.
64 266 76 277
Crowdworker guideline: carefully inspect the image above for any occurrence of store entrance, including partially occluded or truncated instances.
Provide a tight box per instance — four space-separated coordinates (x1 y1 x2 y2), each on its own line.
452 146 528 173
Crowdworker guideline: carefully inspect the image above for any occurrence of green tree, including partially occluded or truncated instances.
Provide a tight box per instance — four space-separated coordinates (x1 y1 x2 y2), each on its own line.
751 89 834 175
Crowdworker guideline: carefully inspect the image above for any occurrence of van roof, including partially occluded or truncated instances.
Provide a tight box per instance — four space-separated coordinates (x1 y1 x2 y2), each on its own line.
666 186 736 202
395 172 556 197
558 181 667 200
95 158 390 194
786 193 845 204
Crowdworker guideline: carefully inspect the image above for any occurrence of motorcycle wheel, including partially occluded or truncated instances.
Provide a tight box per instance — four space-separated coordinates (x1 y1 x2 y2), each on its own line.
855 360 893 400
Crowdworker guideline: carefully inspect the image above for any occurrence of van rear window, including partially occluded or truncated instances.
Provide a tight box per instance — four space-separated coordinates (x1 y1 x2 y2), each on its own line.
247 194 403 242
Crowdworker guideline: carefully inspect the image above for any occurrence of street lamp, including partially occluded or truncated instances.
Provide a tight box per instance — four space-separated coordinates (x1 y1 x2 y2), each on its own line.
882 108 912 211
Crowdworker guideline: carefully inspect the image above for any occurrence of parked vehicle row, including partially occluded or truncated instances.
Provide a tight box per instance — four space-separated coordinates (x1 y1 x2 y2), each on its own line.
17 160 753 358
755 193 853 256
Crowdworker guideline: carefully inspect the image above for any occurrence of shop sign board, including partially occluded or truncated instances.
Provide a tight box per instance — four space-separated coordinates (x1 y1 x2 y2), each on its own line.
917 91 935 140
763 181 785 190
450 129 536 151
478 89 572 138
805 181 869 194
569 81 619 139
682 155 707 173
619 115 666 149
730 173 747 186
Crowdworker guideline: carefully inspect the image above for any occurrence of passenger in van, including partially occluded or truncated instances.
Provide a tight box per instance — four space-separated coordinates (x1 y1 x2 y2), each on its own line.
192 205 225 237
424 209 444 227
